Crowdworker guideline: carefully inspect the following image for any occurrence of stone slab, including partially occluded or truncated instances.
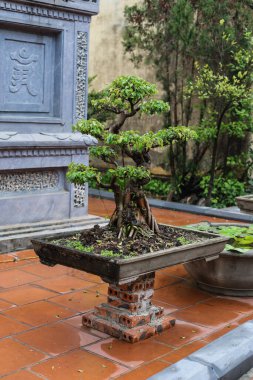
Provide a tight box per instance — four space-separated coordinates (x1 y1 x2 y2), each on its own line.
148 358 216 380
148 321 253 380
189 321 253 380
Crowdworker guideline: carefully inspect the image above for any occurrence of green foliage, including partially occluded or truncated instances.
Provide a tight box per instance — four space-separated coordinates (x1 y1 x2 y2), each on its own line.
92 75 169 115
90 146 117 161
67 76 196 204
144 179 172 197
186 31 253 204
177 236 193 245
140 100 169 115
124 1 253 205
107 166 151 189
67 164 101 186
105 127 196 153
187 61 251 104
88 76 114 122
64 240 94 253
200 175 245 208
227 149 253 181
100 250 121 258
73 119 105 139
188 223 253 254
88 171 172 199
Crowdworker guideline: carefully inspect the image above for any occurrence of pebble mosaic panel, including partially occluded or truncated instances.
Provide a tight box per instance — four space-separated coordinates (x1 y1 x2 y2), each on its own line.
74 183 87 208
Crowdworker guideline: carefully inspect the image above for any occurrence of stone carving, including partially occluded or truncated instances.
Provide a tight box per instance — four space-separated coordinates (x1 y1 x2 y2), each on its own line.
75 31 88 120
0 170 59 193
0 132 17 140
0 2 89 22
9 48 38 96
74 184 87 208
0 148 87 158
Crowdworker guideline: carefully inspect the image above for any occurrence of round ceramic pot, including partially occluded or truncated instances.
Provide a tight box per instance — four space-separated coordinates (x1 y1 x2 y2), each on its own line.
184 223 253 296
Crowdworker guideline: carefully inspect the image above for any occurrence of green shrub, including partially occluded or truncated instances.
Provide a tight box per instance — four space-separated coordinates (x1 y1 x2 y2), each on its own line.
143 179 171 197
200 175 245 208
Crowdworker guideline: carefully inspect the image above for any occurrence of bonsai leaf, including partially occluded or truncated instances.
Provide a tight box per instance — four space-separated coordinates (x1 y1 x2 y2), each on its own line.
154 127 197 146
92 76 168 115
66 163 101 186
140 100 169 115
90 146 117 161
109 166 150 188
73 119 105 140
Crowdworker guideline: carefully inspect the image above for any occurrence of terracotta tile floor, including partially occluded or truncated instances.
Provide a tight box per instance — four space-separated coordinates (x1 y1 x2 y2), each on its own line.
0 197 250 379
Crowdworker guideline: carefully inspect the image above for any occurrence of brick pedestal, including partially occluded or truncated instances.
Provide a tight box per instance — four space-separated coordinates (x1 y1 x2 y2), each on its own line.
82 273 175 343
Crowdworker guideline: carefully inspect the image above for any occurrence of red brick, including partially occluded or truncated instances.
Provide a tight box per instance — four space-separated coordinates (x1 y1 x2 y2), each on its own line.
82 273 175 342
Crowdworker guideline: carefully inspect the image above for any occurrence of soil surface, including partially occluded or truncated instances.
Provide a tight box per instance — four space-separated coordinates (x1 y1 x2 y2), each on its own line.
53 224 213 259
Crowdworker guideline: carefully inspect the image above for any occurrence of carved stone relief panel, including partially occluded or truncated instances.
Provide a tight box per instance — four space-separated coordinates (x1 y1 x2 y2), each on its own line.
0 2 90 21
0 170 59 193
0 30 51 113
0 27 62 119
75 31 88 120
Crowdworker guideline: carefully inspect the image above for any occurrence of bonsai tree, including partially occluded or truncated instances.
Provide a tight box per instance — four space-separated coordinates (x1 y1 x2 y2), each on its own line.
67 76 195 238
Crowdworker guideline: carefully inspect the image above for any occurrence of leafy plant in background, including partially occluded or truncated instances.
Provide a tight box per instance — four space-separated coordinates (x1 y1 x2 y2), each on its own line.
143 178 172 198
68 75 195 237
226 149 253 184
199 176 245 208
186 31 253 205
124 1 253 203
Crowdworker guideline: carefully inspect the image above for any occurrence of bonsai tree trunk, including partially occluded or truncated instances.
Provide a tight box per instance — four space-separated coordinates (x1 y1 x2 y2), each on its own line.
110 187 159 238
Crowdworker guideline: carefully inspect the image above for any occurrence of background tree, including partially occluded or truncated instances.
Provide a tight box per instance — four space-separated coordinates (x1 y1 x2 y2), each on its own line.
124 0 253 204
186 31 253 204
67 76 195 237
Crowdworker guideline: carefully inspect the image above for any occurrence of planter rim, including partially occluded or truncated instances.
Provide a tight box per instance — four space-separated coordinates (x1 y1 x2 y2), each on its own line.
33 224 226 264
236 194 253 201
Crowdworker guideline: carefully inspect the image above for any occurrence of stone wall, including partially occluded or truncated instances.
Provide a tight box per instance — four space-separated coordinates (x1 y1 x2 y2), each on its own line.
89 0 155 89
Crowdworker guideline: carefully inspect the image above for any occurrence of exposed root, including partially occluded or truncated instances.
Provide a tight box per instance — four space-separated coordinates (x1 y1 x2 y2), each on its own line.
110 189 160 238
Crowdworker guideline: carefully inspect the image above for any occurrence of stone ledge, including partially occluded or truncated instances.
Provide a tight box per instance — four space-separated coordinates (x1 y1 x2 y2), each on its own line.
0 215 107 254
11 0 99 15
0 132 97 148
148 320 253 380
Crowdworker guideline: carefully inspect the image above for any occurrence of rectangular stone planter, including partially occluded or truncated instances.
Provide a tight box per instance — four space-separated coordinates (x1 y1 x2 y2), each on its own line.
32 226 228 284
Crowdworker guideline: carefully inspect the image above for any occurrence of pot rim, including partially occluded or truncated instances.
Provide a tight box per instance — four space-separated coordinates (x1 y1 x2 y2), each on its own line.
236 194 253 201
